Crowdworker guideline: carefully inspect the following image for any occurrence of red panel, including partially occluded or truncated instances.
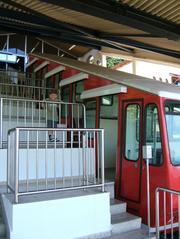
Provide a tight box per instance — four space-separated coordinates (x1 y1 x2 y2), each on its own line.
62 67 80 79
84 75 112 90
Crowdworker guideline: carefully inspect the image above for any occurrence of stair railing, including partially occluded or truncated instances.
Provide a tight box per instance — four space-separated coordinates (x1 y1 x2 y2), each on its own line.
7 127 104 203
0 82 52 100
0 97 86 148
156 187 180 239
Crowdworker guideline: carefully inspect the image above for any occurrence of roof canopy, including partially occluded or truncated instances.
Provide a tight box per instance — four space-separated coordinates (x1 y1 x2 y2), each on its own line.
33 53 180 99
0 0 179 64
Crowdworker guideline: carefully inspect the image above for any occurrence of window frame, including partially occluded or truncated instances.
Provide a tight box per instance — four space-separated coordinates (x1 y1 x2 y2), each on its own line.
164 100 180 166
123 102 141 162
100 95 113 106
144 103 163 167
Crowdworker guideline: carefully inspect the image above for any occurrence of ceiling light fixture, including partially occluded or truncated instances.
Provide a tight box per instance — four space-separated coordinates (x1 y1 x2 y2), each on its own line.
68 45 76 51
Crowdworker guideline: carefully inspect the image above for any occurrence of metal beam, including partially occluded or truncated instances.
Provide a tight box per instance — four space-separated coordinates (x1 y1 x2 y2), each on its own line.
103 36 180 59
41 0 180 40
2 0 96 37
1 17 179 59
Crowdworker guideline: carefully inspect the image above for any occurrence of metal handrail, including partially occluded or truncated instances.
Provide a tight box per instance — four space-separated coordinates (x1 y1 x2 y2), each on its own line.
0 82 53 100
0 97 86 148
0 82 52 90
156 187 180 239
0 70 43 84
7 127 104 203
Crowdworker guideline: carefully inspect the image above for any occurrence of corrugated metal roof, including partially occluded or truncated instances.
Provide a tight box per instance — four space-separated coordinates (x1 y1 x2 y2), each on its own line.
14 0 146 35
120 0 180 24
0 0 179 64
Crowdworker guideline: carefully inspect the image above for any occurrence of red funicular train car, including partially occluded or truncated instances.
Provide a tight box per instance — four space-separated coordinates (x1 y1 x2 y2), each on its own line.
30 54 180 231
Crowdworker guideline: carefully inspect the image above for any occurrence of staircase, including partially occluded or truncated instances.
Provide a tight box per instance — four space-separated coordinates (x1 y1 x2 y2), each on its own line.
0 202 6 239
104 182 156 239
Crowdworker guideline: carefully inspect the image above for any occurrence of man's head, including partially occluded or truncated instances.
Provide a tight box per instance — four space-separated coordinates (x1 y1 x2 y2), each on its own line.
49 89 58 101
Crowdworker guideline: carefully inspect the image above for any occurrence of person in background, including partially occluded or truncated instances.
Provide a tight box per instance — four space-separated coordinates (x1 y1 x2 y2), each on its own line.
47 89 59 142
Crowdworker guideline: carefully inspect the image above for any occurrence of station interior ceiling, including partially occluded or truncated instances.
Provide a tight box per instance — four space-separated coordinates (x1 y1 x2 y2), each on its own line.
0 0 179 64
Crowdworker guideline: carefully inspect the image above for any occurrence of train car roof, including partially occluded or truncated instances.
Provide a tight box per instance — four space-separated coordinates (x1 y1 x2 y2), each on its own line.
32 53 180 100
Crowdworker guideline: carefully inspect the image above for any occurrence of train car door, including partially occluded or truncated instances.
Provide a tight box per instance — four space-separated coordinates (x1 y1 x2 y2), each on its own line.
100 94 118 180
120 100 143 202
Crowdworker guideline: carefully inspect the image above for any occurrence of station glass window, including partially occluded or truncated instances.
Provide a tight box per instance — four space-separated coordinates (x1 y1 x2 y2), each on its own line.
145 104 163 166
125 104 140 161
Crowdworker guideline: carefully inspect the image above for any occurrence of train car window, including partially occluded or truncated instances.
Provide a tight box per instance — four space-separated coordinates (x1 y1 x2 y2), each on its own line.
145 104 163 166
86 100 96 128
100 95 118 119
61 86 70 117
75 81 84 102
125 104 140 161
61 86 70 102
165 100 180 165
101 95 113 106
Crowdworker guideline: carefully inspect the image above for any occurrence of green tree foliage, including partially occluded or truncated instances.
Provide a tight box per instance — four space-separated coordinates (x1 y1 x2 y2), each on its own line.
106 56 123 68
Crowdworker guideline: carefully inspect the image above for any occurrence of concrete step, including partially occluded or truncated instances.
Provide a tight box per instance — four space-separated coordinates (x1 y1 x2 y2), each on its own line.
105 182 114 198
105 228 156 239
110 199 126 215
0 223 6 237
111 212 141 234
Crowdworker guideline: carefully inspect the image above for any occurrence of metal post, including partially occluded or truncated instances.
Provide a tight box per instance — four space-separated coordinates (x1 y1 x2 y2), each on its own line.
83 104 86 128
7 133 10 193
156 189 160 239
24 35 27 73
15 129 19 203
41 40 44 54
146 158 151 235
101 130 105 192
0 98 3 148
178 195 180 239
6 35 9 70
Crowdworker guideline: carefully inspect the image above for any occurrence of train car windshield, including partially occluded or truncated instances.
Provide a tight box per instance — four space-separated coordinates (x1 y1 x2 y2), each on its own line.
165 100 180 165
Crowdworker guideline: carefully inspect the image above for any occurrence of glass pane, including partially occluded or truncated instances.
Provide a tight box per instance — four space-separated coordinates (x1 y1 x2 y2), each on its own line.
61 86 70 117
125 104 140 161
145 104 163 165
101 95 113 106
165 101 180 165
86 100 96 128
100 95 118 119
100 95 118 179
61 86 70 102
75 81 84 102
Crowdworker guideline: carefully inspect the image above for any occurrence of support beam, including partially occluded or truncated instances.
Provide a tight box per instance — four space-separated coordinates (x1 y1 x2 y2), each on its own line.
60 73 89 87
26 57 38 68
41 0 180 40
2 0 96 37
34 61 49 73
44 66 65 79
81 84 127 99
102 36 180 59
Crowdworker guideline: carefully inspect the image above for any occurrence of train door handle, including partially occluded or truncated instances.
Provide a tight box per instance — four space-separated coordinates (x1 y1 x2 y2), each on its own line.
134 162 138 168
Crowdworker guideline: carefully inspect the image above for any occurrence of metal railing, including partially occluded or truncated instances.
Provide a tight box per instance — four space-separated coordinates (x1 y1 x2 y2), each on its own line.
0 82 52 100
156 187 180 239
7 127 104 203
0 97 86 148
0 69 43 87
